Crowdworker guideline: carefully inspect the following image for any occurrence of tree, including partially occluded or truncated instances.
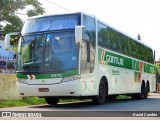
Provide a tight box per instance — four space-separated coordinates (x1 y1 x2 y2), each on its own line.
0 0 45 35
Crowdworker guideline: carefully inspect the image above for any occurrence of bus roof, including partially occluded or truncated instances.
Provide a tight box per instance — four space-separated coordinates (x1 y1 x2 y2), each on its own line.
26 12 82 20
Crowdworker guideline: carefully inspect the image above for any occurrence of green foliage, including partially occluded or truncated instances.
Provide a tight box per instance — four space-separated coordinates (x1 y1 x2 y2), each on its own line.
0 0 45 34
0 97 46 108
2 16 23 34
0 97 90 108
22 97 46 105
156 62 160 73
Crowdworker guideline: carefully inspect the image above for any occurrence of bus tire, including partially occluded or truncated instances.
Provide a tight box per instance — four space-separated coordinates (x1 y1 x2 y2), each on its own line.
45 97 60 105
133 83 145 99
92 80 107 105
139 83 145 99
144 83 149 99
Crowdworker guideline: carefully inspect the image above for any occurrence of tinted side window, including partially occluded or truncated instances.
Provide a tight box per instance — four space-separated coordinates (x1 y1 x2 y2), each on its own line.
83 15 96 44
97 21 154 64
98 22 111 49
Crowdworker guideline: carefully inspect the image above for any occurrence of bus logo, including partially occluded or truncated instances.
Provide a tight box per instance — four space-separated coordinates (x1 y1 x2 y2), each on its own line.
27 75 36 80
100 50 124 66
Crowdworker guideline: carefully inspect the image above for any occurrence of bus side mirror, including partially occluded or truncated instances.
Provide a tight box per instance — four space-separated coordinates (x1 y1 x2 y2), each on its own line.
4 32 20 52
75 26 84 44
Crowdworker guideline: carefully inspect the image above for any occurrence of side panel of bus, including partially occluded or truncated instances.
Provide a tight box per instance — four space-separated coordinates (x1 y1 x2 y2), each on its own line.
97 47 156 95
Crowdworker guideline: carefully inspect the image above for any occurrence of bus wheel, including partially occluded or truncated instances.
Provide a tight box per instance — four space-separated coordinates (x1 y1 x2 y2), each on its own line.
144 84 149 99
92 80 107 105
45 97 60 105
140 83 145 99
135 83 145 99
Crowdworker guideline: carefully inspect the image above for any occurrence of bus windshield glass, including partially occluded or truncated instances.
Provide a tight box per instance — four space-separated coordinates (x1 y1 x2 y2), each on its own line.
18 34 44 72
18 31 79 73
45 31 78 71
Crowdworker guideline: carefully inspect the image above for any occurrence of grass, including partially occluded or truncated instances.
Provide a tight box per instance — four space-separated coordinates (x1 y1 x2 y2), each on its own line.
117 95 131 99
0 97 46 108
0 95 131 108
0 97 85 108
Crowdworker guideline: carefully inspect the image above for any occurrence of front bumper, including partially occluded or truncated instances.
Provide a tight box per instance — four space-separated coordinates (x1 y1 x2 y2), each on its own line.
17 80 81 97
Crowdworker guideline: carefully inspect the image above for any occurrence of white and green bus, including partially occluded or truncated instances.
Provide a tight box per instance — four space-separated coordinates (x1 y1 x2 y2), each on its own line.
5 12 156 105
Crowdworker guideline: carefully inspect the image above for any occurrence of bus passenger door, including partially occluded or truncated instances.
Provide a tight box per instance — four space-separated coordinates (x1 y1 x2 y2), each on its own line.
80 40 96 95
80 15 96 95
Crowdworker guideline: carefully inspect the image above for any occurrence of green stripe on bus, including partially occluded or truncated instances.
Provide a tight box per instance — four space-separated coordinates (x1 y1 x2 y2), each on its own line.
98 48 155 74
144 63 155 74
132 60 140 71
16 73 28 79
16 69 78 79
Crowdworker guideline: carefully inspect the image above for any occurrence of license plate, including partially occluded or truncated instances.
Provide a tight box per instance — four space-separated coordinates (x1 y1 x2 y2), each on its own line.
38 88 49 92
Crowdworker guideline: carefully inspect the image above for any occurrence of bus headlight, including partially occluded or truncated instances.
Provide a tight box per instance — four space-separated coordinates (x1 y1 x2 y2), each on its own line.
17 79 28 84
62 75 80 82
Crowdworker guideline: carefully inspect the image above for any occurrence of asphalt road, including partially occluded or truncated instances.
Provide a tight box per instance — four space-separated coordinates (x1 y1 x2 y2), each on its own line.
0 92 160 120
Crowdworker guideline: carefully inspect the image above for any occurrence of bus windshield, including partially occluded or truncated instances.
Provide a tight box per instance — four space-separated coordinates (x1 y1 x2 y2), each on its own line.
45 31 78 72
18 34 44 72
18 31 79 73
